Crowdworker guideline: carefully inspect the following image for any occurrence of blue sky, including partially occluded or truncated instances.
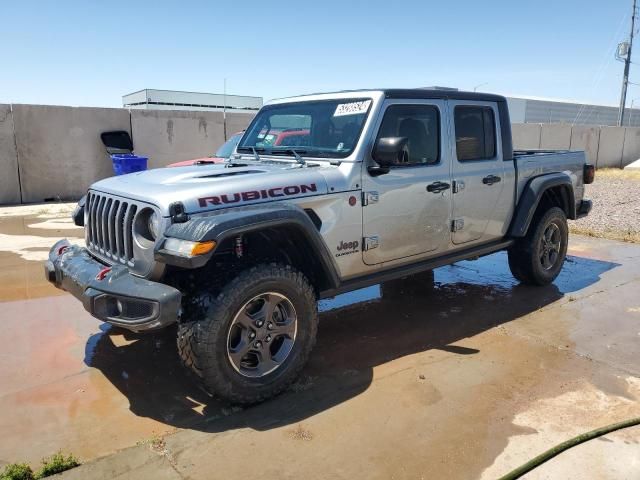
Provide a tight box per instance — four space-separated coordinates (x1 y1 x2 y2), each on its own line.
0 0 635 107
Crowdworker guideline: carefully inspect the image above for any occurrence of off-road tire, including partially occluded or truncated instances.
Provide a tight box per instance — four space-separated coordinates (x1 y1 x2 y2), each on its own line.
508 207 568 286
176 263 318 404
177 320 204 379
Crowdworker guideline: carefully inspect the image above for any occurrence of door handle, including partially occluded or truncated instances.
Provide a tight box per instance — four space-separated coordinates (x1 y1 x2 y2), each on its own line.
426 181 451 193
482 175 501 185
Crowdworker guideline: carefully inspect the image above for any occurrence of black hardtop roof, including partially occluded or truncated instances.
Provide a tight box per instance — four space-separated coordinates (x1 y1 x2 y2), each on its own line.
382 88 507 103
296 88 507 103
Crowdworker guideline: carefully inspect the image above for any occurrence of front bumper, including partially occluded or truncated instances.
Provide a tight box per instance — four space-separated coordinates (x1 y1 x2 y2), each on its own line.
45 239 182 332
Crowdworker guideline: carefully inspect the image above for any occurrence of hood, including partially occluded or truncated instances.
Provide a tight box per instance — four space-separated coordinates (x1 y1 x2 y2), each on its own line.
90 162 330 215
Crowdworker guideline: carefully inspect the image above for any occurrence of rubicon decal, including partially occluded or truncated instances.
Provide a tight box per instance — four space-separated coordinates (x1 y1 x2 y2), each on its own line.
198 183 318 207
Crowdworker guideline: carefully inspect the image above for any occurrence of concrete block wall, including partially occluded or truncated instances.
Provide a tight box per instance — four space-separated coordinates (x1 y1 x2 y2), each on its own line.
132 110 222 168
512 123 640 169
2 104 255 204
621 127 640 168
12 105 131 203
540 124 572 150
511 123 540 150
595 127 625 168
0 105 21 204
130 110 253 169
569 126 600 166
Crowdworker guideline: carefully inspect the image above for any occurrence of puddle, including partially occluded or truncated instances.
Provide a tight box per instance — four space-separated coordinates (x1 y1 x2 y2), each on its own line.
0 206 83 302
0 206 635 473
480 378 640 479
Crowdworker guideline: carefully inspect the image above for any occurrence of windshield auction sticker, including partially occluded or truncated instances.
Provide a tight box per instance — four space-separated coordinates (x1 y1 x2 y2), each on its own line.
333 100 372 117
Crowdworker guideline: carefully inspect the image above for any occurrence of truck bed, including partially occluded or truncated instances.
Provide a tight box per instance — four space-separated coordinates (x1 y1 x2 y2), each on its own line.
513 149 586 205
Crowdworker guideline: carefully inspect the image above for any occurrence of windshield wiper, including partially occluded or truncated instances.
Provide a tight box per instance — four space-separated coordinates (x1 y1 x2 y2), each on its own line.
237 146 307 166
286 148 306 166
251 147 262 162
236 146 264 162
271 148 307 166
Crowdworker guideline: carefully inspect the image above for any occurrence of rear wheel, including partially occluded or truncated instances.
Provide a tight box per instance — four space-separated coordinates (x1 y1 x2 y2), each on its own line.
508 207 568 286
177 263 318 404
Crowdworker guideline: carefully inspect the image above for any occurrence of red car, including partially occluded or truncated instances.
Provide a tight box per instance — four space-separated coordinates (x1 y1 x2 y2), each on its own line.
168 129 310 167
259 128 310 147
168 132 243 167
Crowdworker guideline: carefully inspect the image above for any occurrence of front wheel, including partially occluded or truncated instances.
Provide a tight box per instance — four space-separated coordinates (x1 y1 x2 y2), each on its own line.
177 264 318 404
508 207 568 286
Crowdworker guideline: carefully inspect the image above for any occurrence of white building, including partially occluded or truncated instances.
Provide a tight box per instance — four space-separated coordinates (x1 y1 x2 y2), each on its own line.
505 94 640 127
123 89 263 113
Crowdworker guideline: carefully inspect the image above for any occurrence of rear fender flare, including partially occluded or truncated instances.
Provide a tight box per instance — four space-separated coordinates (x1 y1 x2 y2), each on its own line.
508 173 575 238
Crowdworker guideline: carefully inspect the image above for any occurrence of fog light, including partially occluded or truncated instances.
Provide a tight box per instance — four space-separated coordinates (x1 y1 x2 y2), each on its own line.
163 238 216 257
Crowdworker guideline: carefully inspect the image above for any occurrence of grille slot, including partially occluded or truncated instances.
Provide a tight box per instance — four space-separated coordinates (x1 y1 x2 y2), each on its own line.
86 192 139 265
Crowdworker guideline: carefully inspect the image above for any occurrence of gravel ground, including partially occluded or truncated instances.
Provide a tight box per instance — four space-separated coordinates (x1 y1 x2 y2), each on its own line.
571 169 640 243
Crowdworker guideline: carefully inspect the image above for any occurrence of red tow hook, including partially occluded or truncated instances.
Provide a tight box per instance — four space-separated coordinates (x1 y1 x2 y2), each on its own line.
57 245 69 256
95 267 112 281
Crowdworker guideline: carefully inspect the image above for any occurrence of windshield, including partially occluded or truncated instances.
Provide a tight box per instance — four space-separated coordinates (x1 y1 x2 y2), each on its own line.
237 98 372 159
215 132 243 158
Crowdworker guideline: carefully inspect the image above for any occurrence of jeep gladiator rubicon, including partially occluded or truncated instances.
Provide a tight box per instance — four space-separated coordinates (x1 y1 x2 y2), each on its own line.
46 89 594 404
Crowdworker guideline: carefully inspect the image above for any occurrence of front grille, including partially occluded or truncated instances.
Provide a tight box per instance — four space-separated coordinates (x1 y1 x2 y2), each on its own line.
86 192 138 265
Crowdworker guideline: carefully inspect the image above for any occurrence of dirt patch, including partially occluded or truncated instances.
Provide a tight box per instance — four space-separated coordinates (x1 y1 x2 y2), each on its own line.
570 169 640 243
288 424 314 441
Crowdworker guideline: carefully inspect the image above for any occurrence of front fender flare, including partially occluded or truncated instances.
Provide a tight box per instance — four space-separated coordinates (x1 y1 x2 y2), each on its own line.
508 172 575 238
156 203 340 289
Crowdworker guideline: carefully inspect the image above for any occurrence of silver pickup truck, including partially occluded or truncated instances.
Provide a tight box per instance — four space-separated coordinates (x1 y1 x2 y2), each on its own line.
46 89 594 404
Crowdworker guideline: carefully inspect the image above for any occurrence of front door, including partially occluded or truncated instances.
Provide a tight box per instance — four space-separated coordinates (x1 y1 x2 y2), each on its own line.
362 100 451 265
448 101 507 245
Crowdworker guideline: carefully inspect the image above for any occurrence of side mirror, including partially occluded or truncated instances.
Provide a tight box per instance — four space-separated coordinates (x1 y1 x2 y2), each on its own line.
370 137 409 175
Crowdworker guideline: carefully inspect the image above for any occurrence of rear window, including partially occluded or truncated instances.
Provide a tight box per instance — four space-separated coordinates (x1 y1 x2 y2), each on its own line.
454 106 496 161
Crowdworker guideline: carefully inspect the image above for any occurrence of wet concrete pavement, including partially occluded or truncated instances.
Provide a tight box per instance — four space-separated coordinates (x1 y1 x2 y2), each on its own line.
0 204 639 479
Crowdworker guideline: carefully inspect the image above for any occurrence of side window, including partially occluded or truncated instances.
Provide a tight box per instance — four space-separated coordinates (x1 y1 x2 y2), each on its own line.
454 106 496 161
376 104 440 165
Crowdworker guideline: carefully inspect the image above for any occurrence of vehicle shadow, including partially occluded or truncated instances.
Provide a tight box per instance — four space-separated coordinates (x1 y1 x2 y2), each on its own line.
84 251 619 433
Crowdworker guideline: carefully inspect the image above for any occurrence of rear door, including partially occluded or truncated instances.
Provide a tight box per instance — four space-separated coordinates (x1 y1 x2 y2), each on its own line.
362 99 452 265
448 101 508 245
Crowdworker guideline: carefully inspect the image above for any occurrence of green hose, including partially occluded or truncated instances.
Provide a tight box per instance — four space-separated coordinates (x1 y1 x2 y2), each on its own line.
497 416 640 480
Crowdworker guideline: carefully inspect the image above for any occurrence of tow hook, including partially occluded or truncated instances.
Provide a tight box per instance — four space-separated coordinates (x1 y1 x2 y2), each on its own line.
95 267 112 281
57 245 69 256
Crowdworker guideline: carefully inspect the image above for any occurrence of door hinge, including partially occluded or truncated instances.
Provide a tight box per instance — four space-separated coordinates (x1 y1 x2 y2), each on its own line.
452 180 465 194
362 191 379 206
363 236 380 251
451 219 464 232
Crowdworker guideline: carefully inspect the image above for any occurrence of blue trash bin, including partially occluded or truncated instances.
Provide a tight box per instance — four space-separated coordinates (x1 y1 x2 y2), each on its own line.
110 154 148 175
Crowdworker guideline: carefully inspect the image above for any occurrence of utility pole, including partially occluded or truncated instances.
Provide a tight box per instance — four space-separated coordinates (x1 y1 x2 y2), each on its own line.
618 0 637 126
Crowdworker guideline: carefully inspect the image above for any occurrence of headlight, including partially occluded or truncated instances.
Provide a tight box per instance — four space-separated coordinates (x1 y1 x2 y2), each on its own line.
147 211 160 239
163 238 216 257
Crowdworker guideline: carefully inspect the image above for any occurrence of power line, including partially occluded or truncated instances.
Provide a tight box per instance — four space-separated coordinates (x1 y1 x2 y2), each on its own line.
572 11 628 125
618 0 637 126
